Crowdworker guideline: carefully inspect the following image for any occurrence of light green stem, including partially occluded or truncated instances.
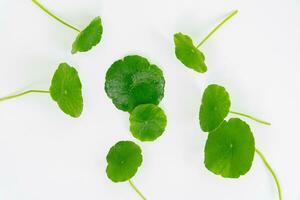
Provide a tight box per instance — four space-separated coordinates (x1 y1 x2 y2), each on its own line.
129 180 147 200
255 148 282 200
32 0 81 32
197 10 238 48
230 110 271 126
0 90 50 101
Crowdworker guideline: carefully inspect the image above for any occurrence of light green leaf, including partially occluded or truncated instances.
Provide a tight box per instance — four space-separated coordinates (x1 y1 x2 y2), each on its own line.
106 141 143 182
105 55 165 112
72 16 103 54
199 84 231 132
130 104 167 142
174 33 207 73
50 63 83 117
204 118 255 178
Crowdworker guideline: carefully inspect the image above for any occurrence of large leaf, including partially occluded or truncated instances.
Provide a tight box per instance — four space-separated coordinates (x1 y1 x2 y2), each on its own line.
204 118 255 178
105 55 165 112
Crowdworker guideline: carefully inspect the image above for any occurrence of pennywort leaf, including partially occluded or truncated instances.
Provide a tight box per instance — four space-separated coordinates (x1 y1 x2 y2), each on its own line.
106 141 143 182
130 104 167 142
106 141 147 200
199 84 230 132
199 84 270 132
204 118 255 178
0 63 83 118
174 10 238 73
174 33 207 73
72 17 103 54
105 55 165 112
50 63 83 118
32 0 103 54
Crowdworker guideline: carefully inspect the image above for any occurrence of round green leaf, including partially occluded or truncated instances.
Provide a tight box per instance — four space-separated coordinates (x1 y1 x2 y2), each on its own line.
130 104 167 142
50 63 83 118
72 16 103 54
204 118 255 178
174 32 207 73
199 84 231 132
105 55 165 112
106 141 143 182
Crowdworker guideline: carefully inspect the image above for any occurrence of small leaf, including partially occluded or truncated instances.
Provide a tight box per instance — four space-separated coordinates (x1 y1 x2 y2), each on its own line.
199 84 231 132
174 33 207 73
130 104 167 141
204 118 255 178
106 141 143 182
50 63 83 117
72 16 103 54
105 55 165 112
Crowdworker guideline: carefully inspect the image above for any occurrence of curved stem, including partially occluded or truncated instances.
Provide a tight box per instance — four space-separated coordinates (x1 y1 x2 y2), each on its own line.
129 180 147 200
32 0 81 32
230 110 271 126
0 90 50 101
255 148 282 200
197 10 238 48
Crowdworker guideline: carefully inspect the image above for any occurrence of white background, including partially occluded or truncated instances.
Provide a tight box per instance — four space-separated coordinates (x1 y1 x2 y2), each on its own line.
0 0 299 199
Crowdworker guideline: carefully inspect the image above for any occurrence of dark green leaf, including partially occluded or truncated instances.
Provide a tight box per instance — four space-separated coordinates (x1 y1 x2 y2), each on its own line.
105 55 165 112
106 141 143 182
130 104 167 141
50 63 83 117
174 33 207 73
72 16 103 54
204 118 255 178
199 84 231 132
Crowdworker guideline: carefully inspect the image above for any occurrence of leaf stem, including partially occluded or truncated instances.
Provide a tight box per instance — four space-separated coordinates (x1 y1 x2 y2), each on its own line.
255 148 282 200
197 10 238 48
0 90 50 102
229 110 271 126
32 0 81 32
129 180 147 200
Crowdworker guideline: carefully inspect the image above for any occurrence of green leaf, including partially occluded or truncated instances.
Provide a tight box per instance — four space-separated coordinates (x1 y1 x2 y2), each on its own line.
106 141 143 182
72 16 103 54
199 84 231 132
130 104 167 142
174 33 207 73
50 63 83 117
105 55 165 112
204 118 255 178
